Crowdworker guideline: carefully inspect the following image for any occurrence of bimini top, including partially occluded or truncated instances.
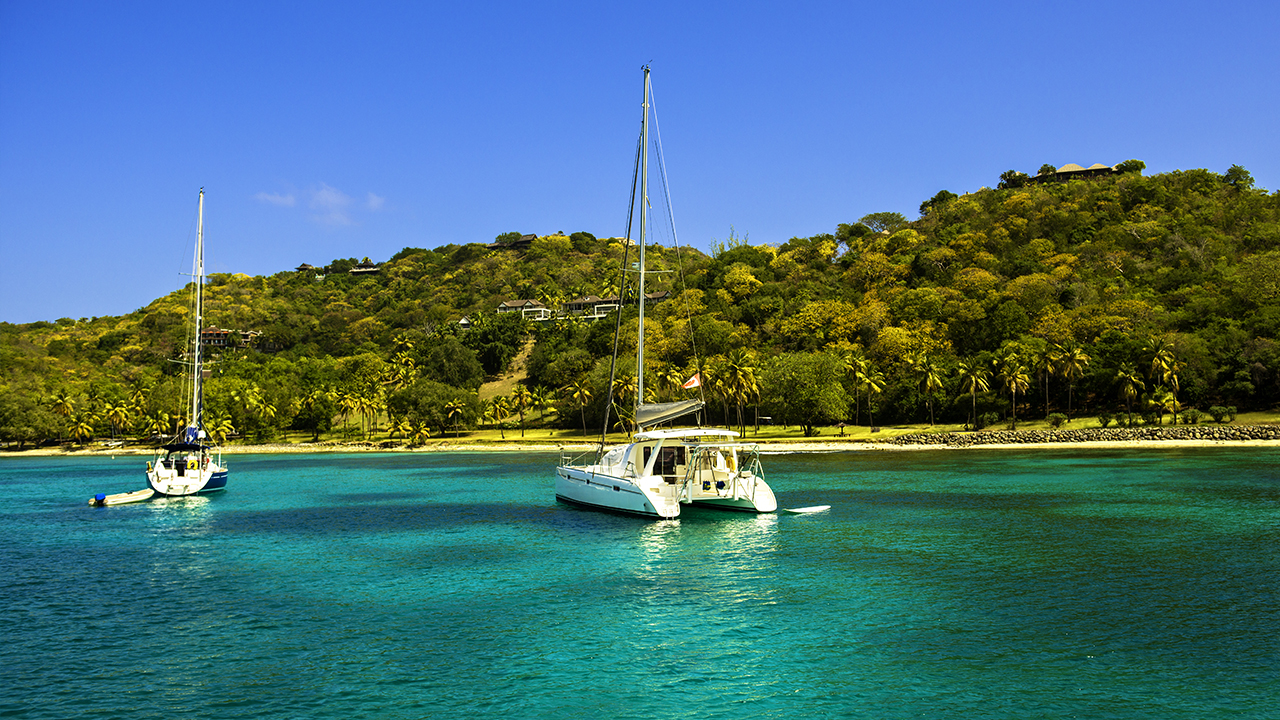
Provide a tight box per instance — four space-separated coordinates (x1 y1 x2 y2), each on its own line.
633 428 740 442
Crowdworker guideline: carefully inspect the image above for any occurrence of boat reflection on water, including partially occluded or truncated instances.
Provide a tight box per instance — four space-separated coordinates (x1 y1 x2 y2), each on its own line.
143 494 217 537
146 494 213 512
631 512 781 609
636 518 683 557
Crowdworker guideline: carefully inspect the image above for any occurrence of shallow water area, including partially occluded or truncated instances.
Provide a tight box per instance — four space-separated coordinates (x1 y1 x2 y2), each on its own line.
2 447 1278 718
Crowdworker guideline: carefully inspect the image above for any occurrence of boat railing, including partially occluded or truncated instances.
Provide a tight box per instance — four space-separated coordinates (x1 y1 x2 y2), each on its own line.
682 445 730 498
559 447 597 468
741 450 766 497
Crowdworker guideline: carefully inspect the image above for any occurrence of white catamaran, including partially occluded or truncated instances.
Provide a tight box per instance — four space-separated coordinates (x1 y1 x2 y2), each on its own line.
554 67 777 519
145 189 229 497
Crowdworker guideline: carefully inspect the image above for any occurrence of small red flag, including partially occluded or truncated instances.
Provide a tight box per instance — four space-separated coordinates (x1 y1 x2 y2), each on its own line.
681 373 701 389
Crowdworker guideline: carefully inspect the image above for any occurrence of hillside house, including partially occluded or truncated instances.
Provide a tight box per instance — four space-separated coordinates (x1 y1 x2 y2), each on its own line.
497 299 553 321
1034 163 1119 184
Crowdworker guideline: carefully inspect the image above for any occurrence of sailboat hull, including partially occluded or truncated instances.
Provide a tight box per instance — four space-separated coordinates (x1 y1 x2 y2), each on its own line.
555 466 675 518
147 462 228 497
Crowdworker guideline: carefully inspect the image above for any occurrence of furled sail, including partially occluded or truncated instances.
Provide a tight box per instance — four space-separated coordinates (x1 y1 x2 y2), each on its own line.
636 399 704 429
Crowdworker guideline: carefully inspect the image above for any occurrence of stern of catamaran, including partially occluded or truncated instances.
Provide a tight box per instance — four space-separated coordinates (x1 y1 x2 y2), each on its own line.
676 441 777 513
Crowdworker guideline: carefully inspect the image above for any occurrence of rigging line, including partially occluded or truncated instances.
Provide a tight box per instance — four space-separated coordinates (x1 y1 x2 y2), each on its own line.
650 81 706 407
600 128 644 452
649 85 681 250
179 191 204 429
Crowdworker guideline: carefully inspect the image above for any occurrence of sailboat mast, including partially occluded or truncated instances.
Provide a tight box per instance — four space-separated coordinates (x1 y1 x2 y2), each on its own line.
191 188 204 432
636 66 650 415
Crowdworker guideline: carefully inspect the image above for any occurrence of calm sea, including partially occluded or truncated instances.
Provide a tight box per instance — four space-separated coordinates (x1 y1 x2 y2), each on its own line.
2 447 1277 719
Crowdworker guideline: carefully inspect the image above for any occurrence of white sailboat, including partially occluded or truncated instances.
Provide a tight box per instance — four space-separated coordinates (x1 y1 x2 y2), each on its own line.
146 189 229 497
554 67 777 519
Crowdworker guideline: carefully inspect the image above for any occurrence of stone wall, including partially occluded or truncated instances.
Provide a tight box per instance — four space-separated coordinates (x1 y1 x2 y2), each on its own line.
885 425 1280 447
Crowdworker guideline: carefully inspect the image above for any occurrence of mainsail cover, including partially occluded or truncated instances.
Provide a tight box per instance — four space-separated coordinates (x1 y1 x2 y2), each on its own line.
636 399 704 428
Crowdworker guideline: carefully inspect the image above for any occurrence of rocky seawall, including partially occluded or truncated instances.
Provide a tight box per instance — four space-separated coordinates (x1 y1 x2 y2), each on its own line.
886 424 1280 447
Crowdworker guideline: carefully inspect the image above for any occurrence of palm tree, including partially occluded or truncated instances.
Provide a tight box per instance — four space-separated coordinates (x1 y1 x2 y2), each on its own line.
338 391 358 439
702 358 730 427
656 364 686 402
141 410 170 439
367 393 387 438
1150 386 1178 424
104 401 132 439
998 355 1031 429
444 399 465 438
1116 363 1145 427
723 348 757 434
50 389 76 439
529 387 548 421
1034 345 1061 418
612 373 638 400
911 354 944 426
843 350 869 426
861 368 885 428
511 385 532 437
389 416 413 444
84 385 105 416
1145 337 1184 426
409 420 432 446
1057 345 1091 418
957 360 990 430
128 384 150 414
538 287 567 316
489 396 511 439
299 388 333 441
533 387 557 434
1165 359 1185 425
610 375 638 433
206 413 235 445
479 398 496 435
349 394 368 439
70 414 96 445
51 389 77 418
565 379 593 437
385 351 417 391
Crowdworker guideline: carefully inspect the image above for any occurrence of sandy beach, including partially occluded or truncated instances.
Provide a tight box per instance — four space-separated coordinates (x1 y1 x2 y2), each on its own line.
4 430 1279 458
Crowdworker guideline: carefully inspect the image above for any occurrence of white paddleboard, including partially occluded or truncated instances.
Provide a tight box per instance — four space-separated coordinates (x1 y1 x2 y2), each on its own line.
783 505 830 514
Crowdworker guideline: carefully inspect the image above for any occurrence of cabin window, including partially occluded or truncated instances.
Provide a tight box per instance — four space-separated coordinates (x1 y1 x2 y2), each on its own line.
643 446 686 477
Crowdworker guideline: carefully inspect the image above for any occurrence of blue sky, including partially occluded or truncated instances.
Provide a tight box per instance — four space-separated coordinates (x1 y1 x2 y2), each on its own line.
2 1 1277 323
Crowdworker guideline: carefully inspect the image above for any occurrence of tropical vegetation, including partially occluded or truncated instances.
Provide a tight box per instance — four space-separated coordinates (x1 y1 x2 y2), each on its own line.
3 162 1279 447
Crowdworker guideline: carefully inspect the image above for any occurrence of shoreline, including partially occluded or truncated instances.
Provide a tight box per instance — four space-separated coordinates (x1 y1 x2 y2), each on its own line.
4 431 1280 458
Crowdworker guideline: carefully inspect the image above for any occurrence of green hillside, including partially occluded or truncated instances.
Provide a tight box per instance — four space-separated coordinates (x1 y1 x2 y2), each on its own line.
3 162 1279 447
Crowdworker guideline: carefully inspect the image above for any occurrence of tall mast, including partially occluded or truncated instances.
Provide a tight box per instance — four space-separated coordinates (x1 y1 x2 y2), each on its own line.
636 66 650 416
191 188 204 432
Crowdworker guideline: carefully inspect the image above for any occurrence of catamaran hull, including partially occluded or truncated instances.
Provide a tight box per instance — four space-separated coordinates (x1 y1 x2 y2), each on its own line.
556 462 777 518
692 497 773 512
555 467 672 518
690 475 777 513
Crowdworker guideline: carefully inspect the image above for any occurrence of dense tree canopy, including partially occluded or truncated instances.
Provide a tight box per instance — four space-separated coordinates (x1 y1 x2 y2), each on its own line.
4 163 1279 445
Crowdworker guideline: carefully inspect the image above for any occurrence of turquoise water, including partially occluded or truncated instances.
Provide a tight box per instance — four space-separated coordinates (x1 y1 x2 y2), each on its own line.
2 448 1278 718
